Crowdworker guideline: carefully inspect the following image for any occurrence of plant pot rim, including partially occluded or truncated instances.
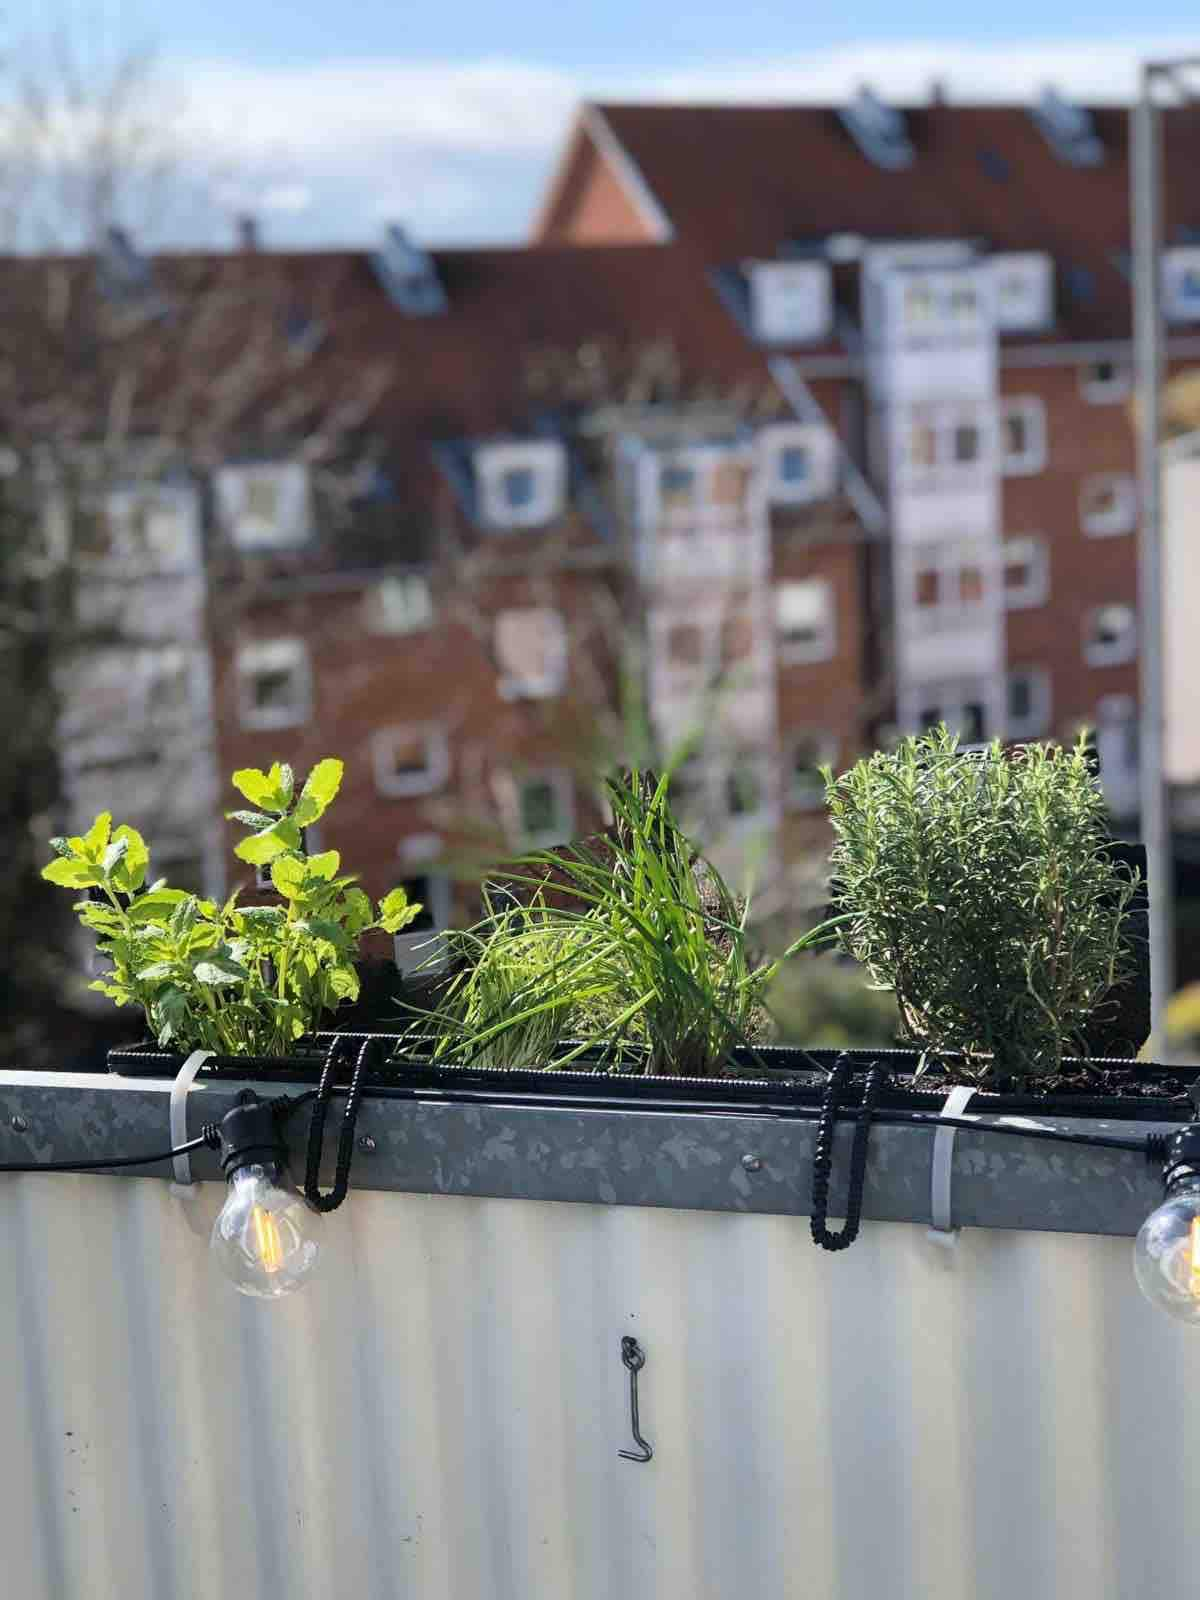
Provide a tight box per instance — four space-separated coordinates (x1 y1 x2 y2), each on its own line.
106 1036 1194 1124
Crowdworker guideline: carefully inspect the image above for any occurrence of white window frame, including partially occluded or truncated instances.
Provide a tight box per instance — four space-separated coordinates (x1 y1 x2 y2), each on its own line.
786 730 839 812
998 396 1047 476
1079 359 1132 405
719 750 774 832
371 723 450 798
216 462 312 552
748 260 833 346
1080 473 1137 537
903 400 994 475
1006 666 1052 740
909 539 996 631
1002 536 1050 611
989 252 1054 334
392 849 452 976
494 606 568 700
1163 248 1200 324
1094 693 1139 818
364 574 434 635
640 444 753 530
475 440 567 531
906 680 994 742
758 422 837 505
775 578 836 666
236 638 311 731
502 769 576 849
1083 604 1137 667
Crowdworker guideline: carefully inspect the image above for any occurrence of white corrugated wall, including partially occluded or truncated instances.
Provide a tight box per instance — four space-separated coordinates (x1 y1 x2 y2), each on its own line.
0 1174 1193 1600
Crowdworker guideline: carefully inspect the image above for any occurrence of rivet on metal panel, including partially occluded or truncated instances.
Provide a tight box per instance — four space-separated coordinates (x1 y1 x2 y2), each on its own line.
618 1336 653 1464
9 1116 28 1134
357 1135 377 1153
741 1153 762 1172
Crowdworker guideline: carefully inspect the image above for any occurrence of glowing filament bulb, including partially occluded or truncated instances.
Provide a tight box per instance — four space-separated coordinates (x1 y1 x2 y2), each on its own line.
252 1204 285 1274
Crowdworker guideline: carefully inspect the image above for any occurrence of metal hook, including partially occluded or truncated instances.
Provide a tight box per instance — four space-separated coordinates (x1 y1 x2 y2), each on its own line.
618 1335 653 1463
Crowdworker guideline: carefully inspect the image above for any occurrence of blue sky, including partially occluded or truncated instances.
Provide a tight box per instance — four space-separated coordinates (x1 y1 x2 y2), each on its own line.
28 3 1200 248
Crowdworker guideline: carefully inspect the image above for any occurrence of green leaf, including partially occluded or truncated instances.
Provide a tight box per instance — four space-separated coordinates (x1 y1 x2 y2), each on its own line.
234 819 301 866
269 762 295 807
83 812 112 861
170 896 199 939
88 980 131 1003
109 826 149 892
231 768 281 810
293 758 344 826
193 956 251 987
306 849 340 881
376 885 422 934
135 961 176 981
270 854 307 900
340 887 374 934
126 889 190 925
41 857 104 888
102 835 130 873
328 965 360 1002
226 809 276 829
48 836 73 859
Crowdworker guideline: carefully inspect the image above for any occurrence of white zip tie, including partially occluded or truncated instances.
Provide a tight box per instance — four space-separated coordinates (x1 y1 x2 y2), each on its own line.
926 1085 978 1247
169 1050 214 1193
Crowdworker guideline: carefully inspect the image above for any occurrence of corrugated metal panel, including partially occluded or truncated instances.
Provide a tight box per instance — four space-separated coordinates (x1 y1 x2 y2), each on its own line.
0 1174 1193 1599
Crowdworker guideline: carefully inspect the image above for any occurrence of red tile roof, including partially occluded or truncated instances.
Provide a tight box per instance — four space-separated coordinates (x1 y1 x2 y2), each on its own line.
591 101 1200 341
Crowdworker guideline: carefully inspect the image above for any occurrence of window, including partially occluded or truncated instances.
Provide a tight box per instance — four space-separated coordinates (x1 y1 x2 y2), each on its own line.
660 460 698 511
724 755 768 820
759 423 837 505
1002 536 1050 610
1162 248 1200 323
787 731 838 810
144 647 195 722
903 402 992 474
1080 360 1131 404
990 252 1054 332
1084 604 1137 666
475 440 567 530
216 463 312 551
1081 474 1136 537
371 724 450 797
720 607 755 668
494 607 567 699
1095 695 1139 818
905 282 936 325
1006 667 1052 739
998 397 1047 475
364 574 434 635
910 540 992 628
910 683 991 742
667 622 707 667
236 638 311 730
506 770 574 848
748 260 833 345
775 579 835 664
392 859 453 976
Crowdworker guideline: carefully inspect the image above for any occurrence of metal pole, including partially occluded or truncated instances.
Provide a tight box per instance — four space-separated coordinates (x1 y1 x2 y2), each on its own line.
1132 71 1175 1058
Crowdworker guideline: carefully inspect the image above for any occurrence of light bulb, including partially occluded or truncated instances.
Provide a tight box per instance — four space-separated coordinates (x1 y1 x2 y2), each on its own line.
208 1092 320 1299
1133 1174 1200 1323
210 1164 320 1299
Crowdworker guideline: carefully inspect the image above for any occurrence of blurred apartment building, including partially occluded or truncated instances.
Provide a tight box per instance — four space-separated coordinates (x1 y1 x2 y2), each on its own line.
53 88 1200 950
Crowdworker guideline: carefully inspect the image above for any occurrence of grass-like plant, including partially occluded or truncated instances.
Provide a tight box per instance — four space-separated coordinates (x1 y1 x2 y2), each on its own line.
43 758 421 1056
418 768 839 1076
822 727 1140 1079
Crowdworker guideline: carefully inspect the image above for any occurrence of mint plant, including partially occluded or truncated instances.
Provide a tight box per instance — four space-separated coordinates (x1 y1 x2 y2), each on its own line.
823 728 1140 1079
43 758 422 1055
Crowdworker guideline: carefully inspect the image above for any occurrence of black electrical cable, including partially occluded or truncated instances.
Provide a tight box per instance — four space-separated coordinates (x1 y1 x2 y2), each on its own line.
0 1126 221 1174
810 1057 886 1250
303 1035 372 1212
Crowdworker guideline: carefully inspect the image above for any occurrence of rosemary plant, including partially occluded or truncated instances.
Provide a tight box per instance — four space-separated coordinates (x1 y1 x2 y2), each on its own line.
823 727 1140 1079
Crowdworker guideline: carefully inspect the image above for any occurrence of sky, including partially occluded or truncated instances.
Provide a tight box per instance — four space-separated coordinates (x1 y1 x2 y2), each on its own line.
20 1 1200 248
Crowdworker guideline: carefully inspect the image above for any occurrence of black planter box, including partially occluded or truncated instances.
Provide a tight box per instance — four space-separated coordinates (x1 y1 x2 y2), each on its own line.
107 1035 1193 1124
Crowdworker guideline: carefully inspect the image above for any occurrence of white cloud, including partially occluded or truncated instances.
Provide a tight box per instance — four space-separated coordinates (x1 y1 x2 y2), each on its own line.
154 34 1200 247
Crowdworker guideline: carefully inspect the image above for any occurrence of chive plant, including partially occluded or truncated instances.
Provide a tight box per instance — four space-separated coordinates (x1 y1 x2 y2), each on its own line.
418 768 841 1076
823 728 1140 1079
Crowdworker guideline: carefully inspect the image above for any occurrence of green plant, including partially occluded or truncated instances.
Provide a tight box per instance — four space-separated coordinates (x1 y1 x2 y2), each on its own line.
823 727 1139 1079
42 758 421 1055
421 768 840 1076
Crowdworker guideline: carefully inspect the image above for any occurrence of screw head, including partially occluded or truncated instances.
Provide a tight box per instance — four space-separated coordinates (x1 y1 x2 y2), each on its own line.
10 1115 28 1134
357 1134 377 1153
741 1152 762 1173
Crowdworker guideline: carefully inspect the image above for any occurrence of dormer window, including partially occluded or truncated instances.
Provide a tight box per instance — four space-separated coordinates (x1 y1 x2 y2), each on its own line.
748 261 833 346
475 441 567 531
216 462 312 551
759 423 837 505
372 223 447 316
